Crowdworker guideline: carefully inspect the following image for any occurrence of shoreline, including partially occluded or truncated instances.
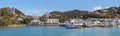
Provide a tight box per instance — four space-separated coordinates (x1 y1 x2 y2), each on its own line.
0 24 27 27
0 24 120 28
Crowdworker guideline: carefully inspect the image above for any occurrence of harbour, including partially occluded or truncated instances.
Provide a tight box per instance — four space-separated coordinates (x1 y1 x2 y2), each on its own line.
0 0 120 36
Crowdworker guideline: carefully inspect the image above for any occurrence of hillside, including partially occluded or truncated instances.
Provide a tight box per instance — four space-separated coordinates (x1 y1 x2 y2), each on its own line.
0 6 120 24
48 7 120 18
0 7 25 17
0 7 25 25
41 6 120 22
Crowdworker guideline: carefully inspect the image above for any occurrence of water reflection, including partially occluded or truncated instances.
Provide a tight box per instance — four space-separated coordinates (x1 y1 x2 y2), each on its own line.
0 26 120 36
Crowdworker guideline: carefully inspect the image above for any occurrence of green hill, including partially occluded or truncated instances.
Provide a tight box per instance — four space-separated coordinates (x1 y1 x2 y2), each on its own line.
41 6 120 22
0 7 25 26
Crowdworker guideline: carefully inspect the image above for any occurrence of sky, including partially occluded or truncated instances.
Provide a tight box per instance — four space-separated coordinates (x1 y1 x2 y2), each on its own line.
0 0 120 16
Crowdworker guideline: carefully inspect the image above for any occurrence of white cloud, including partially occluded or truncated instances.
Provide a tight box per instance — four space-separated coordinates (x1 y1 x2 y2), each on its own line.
94 6 102 10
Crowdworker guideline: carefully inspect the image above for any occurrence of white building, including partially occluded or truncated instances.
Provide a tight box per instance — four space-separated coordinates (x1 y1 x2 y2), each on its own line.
117 19 120 24
8 8 15 15
29 20 42 25
46 19 60 24
91 18 102 25
15 17 23 21
70 19 85 25
103 19 118 25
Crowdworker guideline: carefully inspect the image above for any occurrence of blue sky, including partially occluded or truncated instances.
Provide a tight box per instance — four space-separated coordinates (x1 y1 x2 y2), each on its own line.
0 0 120 16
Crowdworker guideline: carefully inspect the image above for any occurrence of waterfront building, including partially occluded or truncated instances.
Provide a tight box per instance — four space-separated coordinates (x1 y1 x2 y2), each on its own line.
92 18 102 25
86 18 99 27
102 19 118 27
29 20 42 25
85 21 94 27
70 19 85 25
85 18 101 26
46 19 60 24
117 19 120 25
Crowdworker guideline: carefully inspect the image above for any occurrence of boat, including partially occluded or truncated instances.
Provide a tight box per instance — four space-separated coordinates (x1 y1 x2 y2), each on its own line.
66 23 73 29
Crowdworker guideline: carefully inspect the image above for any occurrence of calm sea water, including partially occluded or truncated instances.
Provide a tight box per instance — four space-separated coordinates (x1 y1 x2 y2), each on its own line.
0 26 120 36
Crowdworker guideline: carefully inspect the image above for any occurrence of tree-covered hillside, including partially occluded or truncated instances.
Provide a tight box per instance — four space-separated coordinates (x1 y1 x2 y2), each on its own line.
0 6 120 25
0 7 25 26
41 6 120 22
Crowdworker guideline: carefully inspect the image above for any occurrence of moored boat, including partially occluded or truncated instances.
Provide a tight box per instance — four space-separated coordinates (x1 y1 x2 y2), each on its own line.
66 23 73 29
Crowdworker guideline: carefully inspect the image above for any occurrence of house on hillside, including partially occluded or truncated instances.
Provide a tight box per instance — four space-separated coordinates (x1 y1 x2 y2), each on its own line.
15 17 23 21
8 8 15 15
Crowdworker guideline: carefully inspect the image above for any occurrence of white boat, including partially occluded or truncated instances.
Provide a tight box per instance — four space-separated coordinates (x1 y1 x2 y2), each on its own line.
66 23 73 29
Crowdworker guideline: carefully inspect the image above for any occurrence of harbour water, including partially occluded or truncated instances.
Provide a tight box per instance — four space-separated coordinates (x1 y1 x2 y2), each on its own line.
0 26 120 36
